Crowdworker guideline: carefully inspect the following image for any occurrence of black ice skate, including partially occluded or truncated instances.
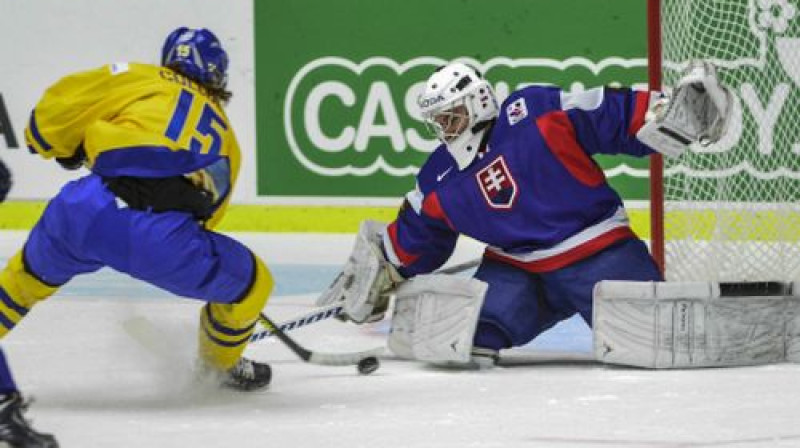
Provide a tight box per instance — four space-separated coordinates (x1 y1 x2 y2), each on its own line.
220 358 272 391
0 392 58 448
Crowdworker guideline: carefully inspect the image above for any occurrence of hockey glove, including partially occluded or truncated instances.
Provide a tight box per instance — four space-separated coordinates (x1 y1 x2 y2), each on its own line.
55 144 87 170
317 220 406 324
637 60 733 157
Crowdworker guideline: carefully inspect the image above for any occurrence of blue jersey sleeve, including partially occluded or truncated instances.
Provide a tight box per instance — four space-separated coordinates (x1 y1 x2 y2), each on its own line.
384 188 459 278
559 87 655 157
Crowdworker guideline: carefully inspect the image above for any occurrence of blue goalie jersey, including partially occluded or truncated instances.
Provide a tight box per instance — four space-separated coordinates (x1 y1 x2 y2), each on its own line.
383 85 657 277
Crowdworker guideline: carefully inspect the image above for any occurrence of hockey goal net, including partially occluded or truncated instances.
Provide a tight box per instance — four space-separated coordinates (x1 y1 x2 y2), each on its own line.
651 0 800 282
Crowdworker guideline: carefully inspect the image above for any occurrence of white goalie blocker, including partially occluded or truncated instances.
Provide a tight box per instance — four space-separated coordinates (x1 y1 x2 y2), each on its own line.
593 281 800 368
636 60 734 158
316 220 403 323
388 274 487 364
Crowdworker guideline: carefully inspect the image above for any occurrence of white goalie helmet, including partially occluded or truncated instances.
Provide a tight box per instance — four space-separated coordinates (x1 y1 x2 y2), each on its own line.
418 63 499 170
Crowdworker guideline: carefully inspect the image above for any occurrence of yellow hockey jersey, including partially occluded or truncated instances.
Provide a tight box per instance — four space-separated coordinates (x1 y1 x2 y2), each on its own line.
24 62 240 229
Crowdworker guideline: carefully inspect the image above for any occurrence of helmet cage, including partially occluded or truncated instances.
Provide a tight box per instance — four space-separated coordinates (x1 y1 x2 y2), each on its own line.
422 98 471 143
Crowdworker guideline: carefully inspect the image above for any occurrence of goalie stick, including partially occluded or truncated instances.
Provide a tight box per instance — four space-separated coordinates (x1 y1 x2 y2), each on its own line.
249 257 482 341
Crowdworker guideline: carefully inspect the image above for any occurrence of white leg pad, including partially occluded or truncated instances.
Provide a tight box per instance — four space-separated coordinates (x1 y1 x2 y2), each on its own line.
787 283 800 363
388 274 487 364
594 281 798 368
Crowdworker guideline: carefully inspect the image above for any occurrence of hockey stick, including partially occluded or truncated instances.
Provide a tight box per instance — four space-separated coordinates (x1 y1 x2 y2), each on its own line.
250 302 343 343
258 312 383 367
249 257 482 341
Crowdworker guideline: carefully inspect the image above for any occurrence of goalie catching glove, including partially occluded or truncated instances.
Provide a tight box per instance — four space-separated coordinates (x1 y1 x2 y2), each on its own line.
636 59 733 157
316 220 405 323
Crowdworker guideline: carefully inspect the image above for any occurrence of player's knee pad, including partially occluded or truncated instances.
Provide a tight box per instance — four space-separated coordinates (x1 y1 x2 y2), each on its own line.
0 250 58 337
198 255 273 369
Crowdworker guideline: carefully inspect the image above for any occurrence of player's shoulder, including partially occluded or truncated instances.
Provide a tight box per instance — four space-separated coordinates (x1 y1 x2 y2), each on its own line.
69 62 158 79
417 144 456 195
93 62 196 85
53 62 163 91
101 63 222 103
498 84 562 127
97 62 176 83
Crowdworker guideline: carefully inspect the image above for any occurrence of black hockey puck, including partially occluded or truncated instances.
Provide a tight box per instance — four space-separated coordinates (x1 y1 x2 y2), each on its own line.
357 356 380 375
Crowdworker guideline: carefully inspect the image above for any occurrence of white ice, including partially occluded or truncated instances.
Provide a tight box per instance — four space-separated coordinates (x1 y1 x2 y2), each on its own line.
1 230 799 448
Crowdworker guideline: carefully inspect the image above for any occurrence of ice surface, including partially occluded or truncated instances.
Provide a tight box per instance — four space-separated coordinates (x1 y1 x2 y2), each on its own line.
1 231 799 447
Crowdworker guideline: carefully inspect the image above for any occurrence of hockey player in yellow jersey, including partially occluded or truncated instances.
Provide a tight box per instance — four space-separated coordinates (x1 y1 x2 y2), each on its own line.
0 27 273 396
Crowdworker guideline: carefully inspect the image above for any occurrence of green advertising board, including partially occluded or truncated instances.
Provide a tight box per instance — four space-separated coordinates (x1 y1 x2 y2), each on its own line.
254 0 649 200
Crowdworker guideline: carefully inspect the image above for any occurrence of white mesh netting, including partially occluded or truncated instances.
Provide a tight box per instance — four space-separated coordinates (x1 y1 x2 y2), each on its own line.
661 0 800 282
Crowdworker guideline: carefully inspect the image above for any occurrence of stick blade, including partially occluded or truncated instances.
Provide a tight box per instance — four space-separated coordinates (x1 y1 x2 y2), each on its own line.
308 347 385 366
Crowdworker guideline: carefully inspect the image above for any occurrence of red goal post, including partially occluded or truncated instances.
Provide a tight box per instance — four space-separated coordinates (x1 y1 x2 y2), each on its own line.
648 0 665 274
